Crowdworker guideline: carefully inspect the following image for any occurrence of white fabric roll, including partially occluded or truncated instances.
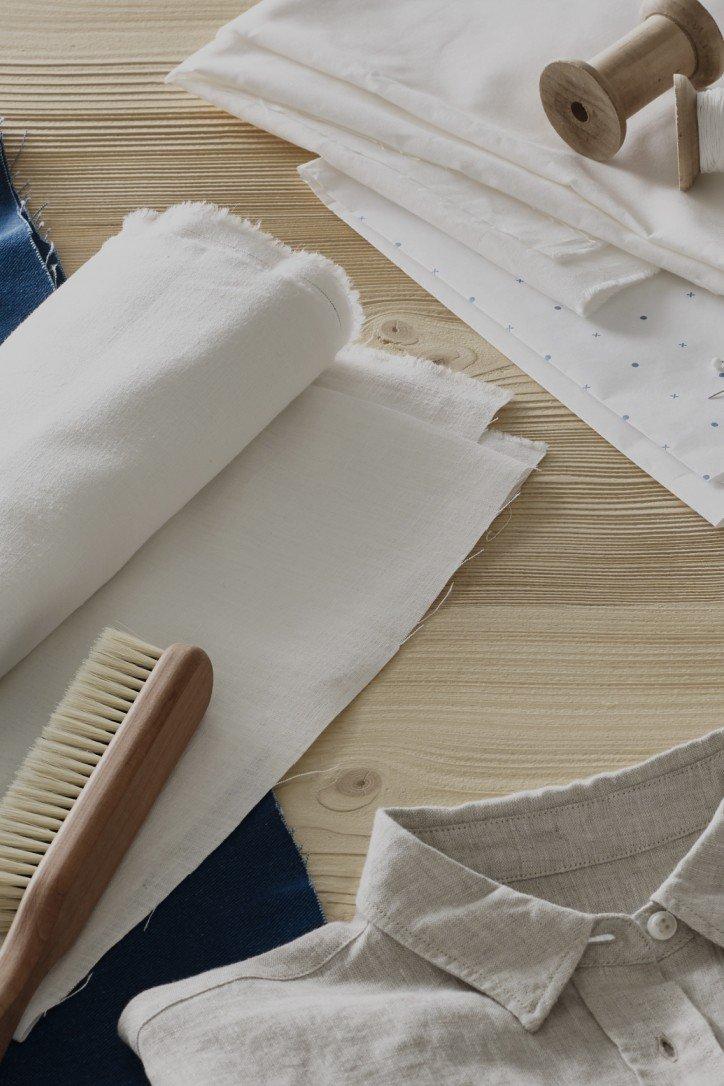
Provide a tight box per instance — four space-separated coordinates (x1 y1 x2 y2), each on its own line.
0 202 545 1032
0 203 359 678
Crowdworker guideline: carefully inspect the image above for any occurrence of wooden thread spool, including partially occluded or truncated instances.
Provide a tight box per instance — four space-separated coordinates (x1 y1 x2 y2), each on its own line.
674 74 702 187
540 0 724 160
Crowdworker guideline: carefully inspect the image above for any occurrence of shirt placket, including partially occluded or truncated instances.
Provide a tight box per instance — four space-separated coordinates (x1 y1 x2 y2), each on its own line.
572 916 724 1084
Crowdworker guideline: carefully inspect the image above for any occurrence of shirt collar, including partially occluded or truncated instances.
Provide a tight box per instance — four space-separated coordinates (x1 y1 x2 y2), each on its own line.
654 795 724 949
357 729 723 1032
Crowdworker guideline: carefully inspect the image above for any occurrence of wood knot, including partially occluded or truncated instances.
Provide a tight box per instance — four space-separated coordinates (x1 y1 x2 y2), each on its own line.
336 769 381 797
416 343 477 370
376 318 418 346
317 768 382 812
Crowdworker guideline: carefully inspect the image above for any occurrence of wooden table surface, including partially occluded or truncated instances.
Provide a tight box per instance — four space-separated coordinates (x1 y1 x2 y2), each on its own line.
3 2 722 922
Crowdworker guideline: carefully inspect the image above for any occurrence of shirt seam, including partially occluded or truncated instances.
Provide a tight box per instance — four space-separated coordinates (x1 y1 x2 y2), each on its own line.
576 932 696 968
496 822 710 883
402 748 721 832
130 920 368 1048
363 907 571 1021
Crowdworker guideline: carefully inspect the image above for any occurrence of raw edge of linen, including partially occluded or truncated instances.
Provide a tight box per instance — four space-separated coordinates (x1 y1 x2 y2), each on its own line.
10 338 546 1041
121 201 365 348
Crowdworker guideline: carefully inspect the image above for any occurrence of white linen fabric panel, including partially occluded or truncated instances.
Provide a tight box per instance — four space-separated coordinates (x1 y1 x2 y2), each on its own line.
173 0 724 295
302 162 724 525
315 346 512 440
168 23 656 316
0 205 545 1033
0 203 358 679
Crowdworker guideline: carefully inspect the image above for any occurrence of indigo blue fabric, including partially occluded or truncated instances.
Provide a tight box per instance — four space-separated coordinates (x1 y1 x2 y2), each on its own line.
1 792 324 1084
0 132 64 344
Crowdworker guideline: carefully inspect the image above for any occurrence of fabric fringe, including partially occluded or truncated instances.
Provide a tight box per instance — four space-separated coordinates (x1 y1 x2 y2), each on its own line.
122 202 363 345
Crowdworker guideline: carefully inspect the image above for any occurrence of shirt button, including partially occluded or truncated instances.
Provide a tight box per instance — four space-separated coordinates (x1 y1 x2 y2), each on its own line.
647 910 678 941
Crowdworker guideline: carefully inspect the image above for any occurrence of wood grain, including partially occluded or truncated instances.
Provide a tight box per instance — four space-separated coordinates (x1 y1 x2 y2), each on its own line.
2 1 722 926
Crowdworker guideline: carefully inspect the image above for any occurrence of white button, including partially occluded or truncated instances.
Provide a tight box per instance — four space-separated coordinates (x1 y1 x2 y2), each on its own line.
647 910 678 941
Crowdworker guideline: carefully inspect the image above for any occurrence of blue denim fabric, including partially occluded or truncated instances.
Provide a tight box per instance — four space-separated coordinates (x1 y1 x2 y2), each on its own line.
1 792 324 1084
0 132 64 343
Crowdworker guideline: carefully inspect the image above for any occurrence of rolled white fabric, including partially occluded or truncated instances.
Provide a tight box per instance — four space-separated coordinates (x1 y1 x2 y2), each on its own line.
0 203 359 677
0 202 545 1031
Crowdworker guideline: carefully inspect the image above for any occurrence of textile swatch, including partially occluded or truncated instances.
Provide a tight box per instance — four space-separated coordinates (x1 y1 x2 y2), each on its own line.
0 130 63 343
0 195 323 1083
1 793 323 1084
0 203 544 1032
302 161 724 525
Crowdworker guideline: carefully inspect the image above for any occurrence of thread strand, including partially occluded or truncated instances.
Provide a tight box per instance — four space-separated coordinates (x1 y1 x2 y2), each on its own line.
698 87 724 173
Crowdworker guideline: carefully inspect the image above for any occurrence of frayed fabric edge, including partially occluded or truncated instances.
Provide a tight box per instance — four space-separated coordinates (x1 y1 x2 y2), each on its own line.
121 202 363 346
0 124 64 292
342 341 512 410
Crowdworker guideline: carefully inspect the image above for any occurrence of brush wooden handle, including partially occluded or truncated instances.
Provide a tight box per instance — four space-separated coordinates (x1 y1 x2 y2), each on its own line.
0 642 213 1057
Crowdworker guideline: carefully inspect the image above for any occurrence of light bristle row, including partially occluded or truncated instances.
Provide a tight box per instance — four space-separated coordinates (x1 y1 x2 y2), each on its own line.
0 628 162 933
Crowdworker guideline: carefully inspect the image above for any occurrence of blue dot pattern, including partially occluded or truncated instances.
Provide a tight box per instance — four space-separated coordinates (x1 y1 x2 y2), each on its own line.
357 205 723 488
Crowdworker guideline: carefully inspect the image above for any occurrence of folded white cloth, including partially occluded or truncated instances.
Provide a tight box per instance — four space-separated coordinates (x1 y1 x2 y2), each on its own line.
0 204 544 1033
169 0 724 297
303 163 724 524
166 1 724 515
167 10 658 316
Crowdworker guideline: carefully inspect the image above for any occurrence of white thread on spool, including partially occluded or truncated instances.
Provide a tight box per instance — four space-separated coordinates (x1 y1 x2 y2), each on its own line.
697 86 724 172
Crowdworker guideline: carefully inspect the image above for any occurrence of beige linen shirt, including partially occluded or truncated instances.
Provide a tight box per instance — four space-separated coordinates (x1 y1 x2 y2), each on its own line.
120 730 724 1084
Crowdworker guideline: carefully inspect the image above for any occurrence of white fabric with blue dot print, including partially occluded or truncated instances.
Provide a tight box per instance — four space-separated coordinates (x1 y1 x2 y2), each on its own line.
302 161 724 527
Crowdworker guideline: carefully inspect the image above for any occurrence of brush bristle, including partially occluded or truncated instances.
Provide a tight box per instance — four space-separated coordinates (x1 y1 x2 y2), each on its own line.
0 628 163 934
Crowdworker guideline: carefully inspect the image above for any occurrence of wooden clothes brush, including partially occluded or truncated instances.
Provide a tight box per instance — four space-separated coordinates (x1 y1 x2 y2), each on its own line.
0 628 213 1058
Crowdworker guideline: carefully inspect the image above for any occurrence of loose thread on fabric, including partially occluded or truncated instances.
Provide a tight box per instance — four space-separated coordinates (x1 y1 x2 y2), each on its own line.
9 129 27 172
402 487 523 644
276 763 351 788
401 580 455 645
461 489 522 564
460 543 487 566
484 491 520 542
42 970 94 1014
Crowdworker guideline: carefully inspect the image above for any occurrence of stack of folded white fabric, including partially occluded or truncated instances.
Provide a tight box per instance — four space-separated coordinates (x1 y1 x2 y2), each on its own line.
0 203 544 1032
169 0 724 524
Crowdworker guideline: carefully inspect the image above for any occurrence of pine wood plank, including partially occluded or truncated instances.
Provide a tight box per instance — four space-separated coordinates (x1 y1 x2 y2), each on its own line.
2 1 722 924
